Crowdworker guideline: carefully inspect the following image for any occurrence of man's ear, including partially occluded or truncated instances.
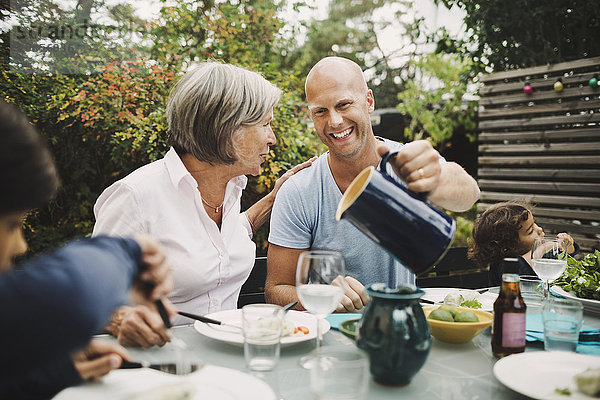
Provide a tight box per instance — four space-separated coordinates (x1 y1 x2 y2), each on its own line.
366 89 375 113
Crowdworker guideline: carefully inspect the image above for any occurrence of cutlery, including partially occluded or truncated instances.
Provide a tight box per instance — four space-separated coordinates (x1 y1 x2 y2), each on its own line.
282 301 298 312
178 302 297 327
154 299 172 329
420 298 436 305
178 311 242 330
119 360 203 375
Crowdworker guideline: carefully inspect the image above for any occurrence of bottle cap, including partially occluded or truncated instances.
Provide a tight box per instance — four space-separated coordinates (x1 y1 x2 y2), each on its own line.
501 257 520 275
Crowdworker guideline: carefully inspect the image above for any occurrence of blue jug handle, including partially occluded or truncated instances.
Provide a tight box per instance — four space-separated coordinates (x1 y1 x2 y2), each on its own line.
379 151 429 202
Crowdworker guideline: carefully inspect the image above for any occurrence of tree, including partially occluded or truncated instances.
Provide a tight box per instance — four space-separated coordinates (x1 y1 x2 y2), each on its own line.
397 53 477 148
436 0 600 71
284 0 423 107
1 0 320 255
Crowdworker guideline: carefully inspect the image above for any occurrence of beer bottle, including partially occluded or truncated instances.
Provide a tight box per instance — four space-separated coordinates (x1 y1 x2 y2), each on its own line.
491 259 527 357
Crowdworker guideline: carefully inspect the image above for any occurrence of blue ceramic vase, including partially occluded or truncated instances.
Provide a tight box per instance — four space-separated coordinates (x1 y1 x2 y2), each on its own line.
356 284 431 386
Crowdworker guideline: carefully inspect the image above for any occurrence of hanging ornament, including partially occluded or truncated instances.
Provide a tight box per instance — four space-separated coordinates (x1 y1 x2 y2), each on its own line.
590 74 599 88
553 79 563 92
523 82 532 94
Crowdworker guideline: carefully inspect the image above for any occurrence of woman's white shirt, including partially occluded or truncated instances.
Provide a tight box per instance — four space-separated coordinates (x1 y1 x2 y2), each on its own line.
93 147 256 325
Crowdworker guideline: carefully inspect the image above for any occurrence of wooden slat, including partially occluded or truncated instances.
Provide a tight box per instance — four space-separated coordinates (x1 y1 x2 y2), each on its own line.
534 207 600 221
479 86 600 106
479 128 600 142
478 180 600 195
477 203 600 221
479 99 600 119
481 56 600 82
478 58 600 252
480 71 600 95
480 191 600 208
478 168 600 181
479 113 600 130
479 155 600 166
569 236 600 252
535 217 600 236
478 142 600 154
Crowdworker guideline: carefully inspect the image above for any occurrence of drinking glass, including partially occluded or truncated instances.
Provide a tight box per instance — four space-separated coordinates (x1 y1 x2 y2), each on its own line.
242 304 284 371
296 250 347 369
542 297 583 352
519 275 544 309
310 346 369 400
530 237 568 299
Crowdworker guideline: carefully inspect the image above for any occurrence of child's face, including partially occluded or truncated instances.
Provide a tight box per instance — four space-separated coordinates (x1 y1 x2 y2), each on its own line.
517 211 544 254
0 212 28 272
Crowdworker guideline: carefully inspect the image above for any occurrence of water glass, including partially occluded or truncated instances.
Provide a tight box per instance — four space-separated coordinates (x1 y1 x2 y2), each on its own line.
531 237 568 299
242 304 284 371
310 346 369 400
542 298 583 352
519 275 544 309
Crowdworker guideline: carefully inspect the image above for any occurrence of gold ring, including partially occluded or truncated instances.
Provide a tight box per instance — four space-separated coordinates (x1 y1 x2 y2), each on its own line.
418 168 425 179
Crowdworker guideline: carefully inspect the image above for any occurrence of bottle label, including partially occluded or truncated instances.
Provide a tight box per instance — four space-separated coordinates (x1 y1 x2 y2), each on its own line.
502 313 526 347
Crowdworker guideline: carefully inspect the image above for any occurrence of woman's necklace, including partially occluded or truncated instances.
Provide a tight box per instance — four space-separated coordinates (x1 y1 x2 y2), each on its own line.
201 197 224 213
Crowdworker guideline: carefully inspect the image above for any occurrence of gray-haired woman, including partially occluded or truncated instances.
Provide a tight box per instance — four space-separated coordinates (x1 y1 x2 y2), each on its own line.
93 61 314 347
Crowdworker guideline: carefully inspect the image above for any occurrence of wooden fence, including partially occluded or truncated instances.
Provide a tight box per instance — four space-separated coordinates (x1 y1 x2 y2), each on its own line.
478 56 600 252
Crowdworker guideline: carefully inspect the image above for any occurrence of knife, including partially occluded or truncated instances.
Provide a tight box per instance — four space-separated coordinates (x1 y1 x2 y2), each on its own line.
178 302 298 326
178 311 228 326
119 361 203 375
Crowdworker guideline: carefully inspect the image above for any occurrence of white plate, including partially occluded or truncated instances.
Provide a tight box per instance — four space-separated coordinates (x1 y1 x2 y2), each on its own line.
421 287 497 312
551 286 600 313
53 364 276 400
193 309 330 347
494 351 600 400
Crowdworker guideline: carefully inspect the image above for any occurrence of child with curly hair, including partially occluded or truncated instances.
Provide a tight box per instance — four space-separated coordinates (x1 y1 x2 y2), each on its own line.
468 201 577 286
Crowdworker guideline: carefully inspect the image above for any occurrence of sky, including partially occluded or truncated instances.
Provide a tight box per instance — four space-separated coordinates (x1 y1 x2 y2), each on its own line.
129 0 467 52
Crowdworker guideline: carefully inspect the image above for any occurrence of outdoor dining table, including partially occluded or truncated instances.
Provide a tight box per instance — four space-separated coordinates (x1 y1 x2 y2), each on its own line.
57 294 600 400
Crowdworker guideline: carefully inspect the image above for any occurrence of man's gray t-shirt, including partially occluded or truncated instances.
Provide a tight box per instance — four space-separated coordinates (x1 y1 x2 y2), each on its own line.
269 138 420 287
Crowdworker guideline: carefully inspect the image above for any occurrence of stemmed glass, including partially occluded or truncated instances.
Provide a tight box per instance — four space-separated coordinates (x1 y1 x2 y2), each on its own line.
295 250 347 369
530 237 568 298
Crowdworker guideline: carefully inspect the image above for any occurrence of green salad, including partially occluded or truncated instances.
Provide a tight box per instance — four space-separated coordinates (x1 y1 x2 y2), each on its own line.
554 250 600 301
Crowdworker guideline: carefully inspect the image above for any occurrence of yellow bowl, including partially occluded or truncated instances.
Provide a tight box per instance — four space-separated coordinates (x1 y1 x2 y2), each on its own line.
423 306 493 344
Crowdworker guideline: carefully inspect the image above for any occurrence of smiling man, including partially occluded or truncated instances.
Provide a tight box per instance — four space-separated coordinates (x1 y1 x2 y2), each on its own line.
265 57 480 313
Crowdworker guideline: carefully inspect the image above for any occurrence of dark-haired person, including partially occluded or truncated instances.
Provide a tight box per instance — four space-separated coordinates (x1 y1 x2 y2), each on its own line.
0 100 174 399
93 61 315 347
468 200 578 286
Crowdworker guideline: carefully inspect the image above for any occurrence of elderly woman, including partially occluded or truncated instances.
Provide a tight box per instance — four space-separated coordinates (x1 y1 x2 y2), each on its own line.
93 61 314 347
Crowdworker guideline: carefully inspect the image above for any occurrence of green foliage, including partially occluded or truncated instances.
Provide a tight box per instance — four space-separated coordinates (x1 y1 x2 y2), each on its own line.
436 0 600 71
397 53 478 148
2 0 319 255
447 204 477 248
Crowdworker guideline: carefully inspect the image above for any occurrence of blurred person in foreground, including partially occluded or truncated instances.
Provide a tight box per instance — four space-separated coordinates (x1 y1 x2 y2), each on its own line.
266 56 480 313
0 100 174 399
468 200 578 286
93 61 315 347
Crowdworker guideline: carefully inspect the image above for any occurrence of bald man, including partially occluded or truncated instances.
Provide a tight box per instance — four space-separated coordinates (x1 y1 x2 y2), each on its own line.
265 57 480 312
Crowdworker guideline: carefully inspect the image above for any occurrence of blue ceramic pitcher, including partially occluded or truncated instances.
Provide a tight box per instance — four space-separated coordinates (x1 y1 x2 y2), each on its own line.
356 284 431 386
336 152 455 276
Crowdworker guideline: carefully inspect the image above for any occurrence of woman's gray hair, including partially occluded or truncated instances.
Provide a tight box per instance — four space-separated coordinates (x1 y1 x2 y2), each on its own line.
166 61 282 164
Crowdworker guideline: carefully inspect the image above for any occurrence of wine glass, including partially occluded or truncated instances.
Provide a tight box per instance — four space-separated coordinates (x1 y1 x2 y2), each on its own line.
296 250 347 369
530 237 568 299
